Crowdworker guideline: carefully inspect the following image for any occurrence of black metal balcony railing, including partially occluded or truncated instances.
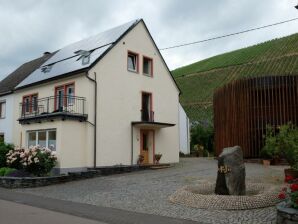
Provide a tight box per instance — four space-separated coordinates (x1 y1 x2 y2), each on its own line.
19 95 87 122
141 109 154 122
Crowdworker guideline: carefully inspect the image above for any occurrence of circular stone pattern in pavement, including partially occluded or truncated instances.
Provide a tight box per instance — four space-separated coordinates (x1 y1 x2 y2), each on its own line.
169 182 281 210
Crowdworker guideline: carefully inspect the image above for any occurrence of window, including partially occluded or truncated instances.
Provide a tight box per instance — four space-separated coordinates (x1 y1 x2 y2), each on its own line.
22 94 38 114
55 83 75 110
0 101 6 118
27 129 56 151
143 57 153 77
127 51 138 72
0 133 4 143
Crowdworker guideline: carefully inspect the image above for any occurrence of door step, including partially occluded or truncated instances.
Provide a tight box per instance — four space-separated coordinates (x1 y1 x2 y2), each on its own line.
148 164 171 170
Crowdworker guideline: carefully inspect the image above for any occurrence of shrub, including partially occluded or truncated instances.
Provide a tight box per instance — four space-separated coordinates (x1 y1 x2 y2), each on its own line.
260 125 280 160
191 123 214 154
6 146 57 176
0 167 16 176
278 181 298 209
0 142 14 168
261 123 298 169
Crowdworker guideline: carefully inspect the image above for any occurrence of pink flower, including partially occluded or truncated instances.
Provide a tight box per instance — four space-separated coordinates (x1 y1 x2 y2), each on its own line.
285 175 294 183
290 184 298 192
278 192 286 199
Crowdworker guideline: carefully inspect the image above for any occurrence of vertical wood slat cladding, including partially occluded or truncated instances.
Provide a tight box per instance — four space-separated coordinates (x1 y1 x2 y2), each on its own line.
214 75 298 158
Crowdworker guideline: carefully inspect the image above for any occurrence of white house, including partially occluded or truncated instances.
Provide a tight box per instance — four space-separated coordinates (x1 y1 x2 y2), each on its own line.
0 54 53 143
4 19 181 173
179 104 190 155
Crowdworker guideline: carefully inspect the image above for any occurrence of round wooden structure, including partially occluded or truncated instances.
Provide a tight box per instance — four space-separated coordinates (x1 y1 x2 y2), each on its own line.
214 75 298 158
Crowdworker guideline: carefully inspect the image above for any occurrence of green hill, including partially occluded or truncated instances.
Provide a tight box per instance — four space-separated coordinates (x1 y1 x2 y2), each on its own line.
173 33 298 123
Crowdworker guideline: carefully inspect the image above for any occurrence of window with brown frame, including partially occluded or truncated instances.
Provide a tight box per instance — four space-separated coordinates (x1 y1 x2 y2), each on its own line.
22 94 38 114
143 56 153 77
55 83 75 111
0 101 6 118
127 51 139 73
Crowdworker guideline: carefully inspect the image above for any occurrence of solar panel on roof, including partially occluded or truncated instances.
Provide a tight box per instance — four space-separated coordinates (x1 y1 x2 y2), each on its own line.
17 19 140 88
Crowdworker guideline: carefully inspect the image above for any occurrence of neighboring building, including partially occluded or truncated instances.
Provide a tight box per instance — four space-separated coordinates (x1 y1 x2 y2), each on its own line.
0 54 53 144
8 19 180 173
179 104 190 155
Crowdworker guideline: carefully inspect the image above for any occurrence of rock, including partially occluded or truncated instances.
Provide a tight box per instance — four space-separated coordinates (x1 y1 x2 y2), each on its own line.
215 146 246 195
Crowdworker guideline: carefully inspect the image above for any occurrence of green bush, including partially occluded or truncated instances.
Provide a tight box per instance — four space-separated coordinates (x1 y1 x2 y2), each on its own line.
0 167 16 176
260 126 279 159
0 142 14 168
191 123 214 154
261 123 298 169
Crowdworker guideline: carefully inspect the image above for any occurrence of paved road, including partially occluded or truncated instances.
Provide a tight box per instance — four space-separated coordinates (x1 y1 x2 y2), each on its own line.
15 158 286 224
0 199 106 224
0 188 199 224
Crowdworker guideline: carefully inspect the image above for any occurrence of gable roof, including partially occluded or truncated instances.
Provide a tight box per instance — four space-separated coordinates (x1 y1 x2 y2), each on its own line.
16 19 140 89
0 52 55 96
9 19 180 93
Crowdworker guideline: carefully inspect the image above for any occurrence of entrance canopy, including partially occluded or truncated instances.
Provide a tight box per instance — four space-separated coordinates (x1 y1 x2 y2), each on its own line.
131 121 175 129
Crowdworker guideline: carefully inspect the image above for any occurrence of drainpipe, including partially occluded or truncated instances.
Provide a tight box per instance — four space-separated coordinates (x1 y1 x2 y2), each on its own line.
85 72 97 169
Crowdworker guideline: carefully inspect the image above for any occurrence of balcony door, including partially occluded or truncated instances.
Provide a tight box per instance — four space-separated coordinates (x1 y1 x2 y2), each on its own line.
141 92 152 122
55 87 64 112
55 83 75 112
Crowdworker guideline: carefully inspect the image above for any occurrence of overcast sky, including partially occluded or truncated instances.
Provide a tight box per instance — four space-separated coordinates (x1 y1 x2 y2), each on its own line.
0 0 297 81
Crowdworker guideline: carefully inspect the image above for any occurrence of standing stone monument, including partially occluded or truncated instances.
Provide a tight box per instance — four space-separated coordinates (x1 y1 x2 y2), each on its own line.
215 146 246 195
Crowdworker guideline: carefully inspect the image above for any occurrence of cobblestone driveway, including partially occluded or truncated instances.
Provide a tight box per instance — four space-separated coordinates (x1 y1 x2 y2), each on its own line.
15 158 286 224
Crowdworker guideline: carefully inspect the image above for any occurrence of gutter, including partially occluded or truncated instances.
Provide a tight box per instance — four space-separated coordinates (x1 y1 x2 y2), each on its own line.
85 72 97 168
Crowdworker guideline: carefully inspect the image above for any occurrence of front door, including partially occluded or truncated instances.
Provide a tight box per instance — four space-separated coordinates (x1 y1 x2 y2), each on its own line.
140 130 154 164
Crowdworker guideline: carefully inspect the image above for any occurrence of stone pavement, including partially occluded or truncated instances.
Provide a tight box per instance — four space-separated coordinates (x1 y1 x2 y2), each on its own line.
14 158 287 224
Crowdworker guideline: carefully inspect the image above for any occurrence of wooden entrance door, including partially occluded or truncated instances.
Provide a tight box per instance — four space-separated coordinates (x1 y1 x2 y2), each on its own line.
140 130 150 164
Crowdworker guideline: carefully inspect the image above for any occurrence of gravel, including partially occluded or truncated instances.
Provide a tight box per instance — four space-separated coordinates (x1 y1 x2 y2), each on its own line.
14 158 287 224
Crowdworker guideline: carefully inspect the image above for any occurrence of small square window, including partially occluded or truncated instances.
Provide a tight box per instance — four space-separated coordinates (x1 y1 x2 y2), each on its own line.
127 52 138 72
143 57 153 77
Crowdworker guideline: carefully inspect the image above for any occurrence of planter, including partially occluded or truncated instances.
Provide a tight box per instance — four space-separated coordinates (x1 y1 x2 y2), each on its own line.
276 202 298 224
262 159 271 166
284 168 298 179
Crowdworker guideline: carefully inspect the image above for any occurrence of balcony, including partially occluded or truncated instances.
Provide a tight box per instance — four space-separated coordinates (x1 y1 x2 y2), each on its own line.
141 109 154 122
18 95 87 124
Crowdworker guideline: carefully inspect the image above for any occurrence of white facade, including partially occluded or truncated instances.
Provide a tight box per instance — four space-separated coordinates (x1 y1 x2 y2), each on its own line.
12 20 180 173
179 104 190 154
0 94 14 144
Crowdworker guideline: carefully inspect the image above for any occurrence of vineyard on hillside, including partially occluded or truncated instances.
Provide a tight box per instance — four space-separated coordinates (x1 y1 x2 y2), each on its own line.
173 33 298 123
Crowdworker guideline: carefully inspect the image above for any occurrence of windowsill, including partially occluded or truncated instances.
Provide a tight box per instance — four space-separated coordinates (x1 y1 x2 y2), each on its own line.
127 68 139 74
143 73 153 78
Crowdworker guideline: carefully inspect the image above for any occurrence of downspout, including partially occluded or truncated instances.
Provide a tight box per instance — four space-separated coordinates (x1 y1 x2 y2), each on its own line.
131 124 133 165
85 71 97 169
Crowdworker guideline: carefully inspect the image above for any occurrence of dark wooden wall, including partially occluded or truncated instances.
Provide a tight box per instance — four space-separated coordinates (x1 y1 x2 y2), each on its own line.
214 75 298 158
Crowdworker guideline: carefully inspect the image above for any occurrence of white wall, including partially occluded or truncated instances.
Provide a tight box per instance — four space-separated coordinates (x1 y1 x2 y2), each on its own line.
0 94 14 144
179 104 190 154
90 21 180 166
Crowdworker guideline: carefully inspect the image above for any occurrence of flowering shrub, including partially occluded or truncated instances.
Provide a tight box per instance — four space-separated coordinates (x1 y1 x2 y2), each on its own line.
6 146 57 176
285 175 298 184
279 178 298 209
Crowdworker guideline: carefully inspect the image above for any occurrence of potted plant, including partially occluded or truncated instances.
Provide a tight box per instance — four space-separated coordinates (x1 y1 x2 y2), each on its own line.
261 125 283 166
276 182 298 223
277 123 298 178
137 155 144 165
154 153 162 164
259 147 272 166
